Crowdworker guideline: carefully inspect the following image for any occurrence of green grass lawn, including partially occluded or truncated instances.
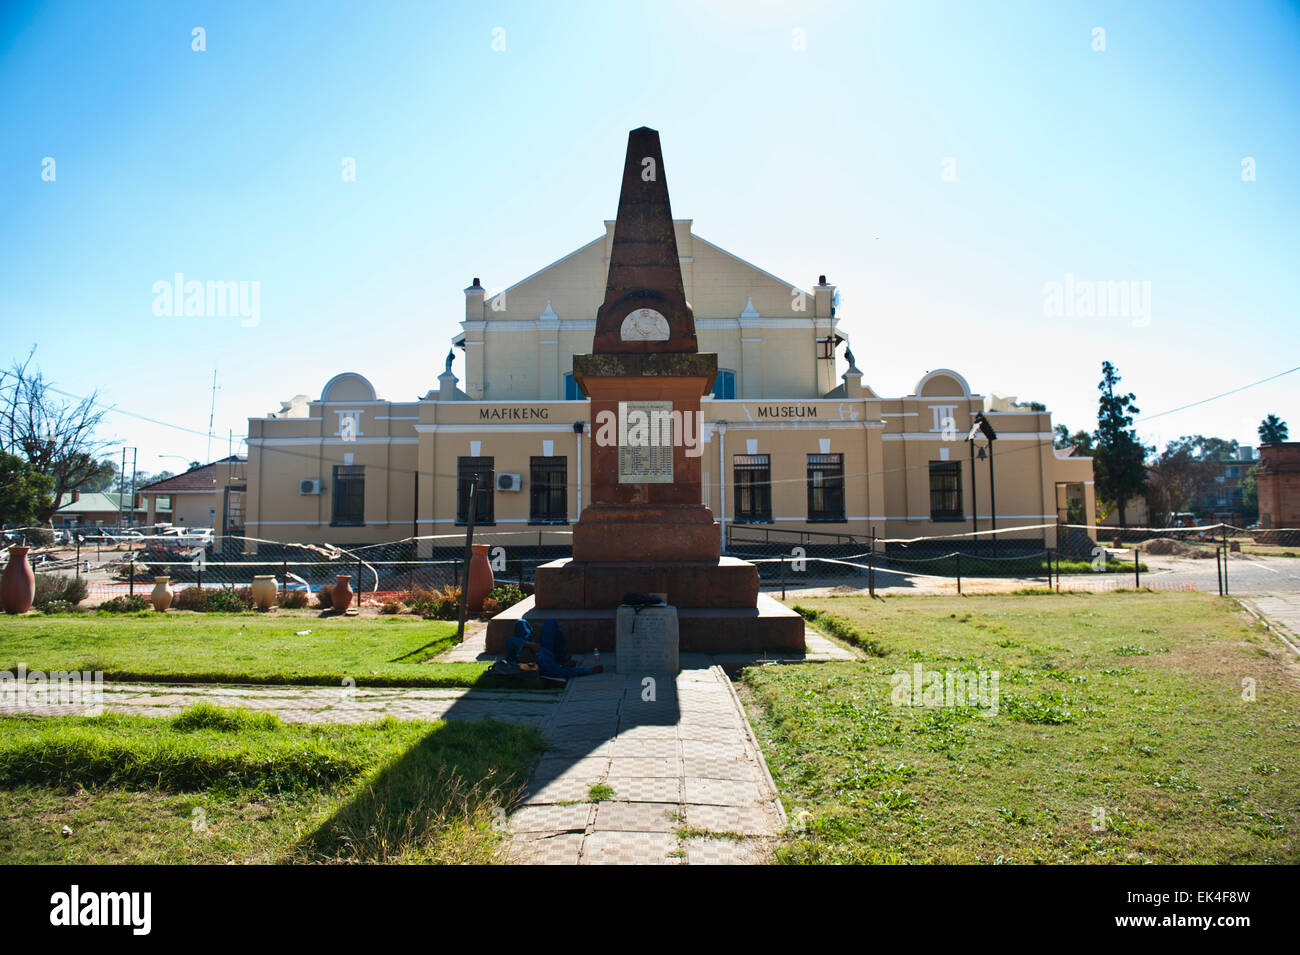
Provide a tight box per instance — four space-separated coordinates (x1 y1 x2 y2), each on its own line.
0 613 500 687
745 591 1300 864
0 704 544 863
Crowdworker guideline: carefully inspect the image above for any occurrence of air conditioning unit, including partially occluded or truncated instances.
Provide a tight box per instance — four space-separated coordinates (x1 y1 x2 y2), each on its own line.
497 473 523 492
300 479 323 495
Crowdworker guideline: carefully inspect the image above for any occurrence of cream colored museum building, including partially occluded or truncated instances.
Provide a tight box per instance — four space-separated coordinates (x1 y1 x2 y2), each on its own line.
244 220 1096 552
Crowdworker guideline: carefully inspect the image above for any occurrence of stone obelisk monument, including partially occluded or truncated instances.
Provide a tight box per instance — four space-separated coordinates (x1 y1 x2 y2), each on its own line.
486 127 804 653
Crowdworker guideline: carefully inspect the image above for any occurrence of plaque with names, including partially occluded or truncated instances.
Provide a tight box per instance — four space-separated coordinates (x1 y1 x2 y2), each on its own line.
615 604 680 675
618 400 674 484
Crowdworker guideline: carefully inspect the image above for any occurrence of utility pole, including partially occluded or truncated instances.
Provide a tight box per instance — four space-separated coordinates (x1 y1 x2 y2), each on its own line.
128 447 137 529
206 369 219 464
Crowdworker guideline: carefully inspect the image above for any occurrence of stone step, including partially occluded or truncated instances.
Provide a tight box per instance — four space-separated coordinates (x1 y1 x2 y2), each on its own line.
486 594 804 653
533 556 759 610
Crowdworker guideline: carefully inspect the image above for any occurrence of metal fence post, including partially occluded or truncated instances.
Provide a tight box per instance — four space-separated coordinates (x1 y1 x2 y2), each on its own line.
1134 547 1141 589
128 557 134 598
281 560 287 595
955 552 962 595
1216 547 1223 596
1055 550 1061 593
355 554 362 608
780 556 786 601
868 529 876 598
1223 544 1229 595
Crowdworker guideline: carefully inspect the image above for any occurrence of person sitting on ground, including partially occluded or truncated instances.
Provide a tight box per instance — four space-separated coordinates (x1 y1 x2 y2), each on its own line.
506 618 602 679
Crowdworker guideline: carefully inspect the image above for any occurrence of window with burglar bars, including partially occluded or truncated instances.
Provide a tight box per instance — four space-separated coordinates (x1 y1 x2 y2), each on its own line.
733 454 772 523
529 456 567 524
806 453 845 522
456 457 495 525
929 461 963 521
331 465 365 526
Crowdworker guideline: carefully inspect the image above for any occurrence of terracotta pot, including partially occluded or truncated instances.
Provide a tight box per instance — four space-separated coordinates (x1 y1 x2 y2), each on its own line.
1 546 35 615
251 575 278 610
150 576 174 612
332 574 353 612
466 543 494 613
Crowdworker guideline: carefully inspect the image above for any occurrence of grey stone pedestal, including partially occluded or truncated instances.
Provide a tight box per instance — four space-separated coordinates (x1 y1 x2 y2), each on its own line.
615 604 679 675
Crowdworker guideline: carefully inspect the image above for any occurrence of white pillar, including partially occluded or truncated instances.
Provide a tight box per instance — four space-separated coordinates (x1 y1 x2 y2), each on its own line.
717 421 727 554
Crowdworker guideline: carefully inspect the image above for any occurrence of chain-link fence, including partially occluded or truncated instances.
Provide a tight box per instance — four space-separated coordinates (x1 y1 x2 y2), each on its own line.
5 520 1293 605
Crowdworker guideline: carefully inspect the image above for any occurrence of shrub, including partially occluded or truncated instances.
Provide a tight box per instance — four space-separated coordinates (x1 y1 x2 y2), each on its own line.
379 600 402 615
480 597 502 617
173 586 209 611
33 573 87 609
23 527 54 547
98 595 149 613
42 600 73 615
412 585 461 621
277 589 310 609
315 586 334 609
485 583 525 609
204 588 252 613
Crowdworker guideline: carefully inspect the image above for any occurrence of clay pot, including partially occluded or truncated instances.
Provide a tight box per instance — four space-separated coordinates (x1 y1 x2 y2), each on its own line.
150 576 174 612
1 546 35 615
466 543 494 613
332 574 353 612
251 575 278 610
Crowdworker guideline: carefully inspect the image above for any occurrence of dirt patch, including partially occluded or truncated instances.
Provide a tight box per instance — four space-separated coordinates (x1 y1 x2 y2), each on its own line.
1141 538 1215 558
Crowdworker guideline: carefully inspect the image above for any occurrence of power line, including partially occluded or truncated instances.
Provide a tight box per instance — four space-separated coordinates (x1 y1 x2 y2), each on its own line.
1136 365 1299 424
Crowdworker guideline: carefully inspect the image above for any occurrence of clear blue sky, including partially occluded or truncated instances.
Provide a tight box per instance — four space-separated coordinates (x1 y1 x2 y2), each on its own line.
2 0 1296 471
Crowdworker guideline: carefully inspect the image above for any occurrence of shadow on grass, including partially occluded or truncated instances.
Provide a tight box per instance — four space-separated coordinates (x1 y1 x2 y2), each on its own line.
291 716 545 864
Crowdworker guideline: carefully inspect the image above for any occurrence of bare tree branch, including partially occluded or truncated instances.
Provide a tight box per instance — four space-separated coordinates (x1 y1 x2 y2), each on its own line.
0 348 114 524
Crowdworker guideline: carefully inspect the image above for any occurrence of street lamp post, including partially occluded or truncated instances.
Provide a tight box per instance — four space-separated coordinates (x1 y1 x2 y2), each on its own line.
967 413 998 552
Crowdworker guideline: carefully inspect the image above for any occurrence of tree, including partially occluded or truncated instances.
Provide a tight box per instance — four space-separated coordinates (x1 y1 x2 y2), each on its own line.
0 452 53 526
78 458 119 493
1241 463 1259 525
0 350 113 524
1092 361 1149 527
1146 437 1212 525
1053 423 1094 454
1190 436 1239 462
1259 415 1289 443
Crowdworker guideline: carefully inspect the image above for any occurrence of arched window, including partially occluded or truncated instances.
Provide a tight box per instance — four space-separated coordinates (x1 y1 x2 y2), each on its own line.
563 373 583 400
712 369 737 399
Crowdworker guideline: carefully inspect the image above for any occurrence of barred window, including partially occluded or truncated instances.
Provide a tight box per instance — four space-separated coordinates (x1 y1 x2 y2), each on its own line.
529 456 567 524
331 465 365 526
929 461 963 521
734 454 772 523
807 453 845 522
456 457 495 525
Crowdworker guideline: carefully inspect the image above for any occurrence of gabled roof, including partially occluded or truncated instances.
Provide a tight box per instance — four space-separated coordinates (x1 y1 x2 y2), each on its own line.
138 456 245 493
55 493 138 514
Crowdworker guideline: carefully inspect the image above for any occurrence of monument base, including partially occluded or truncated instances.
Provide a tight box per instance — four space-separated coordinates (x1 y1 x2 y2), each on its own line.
533 556 759 610
615 604 679 674
571 504 719 563
486 593 805 654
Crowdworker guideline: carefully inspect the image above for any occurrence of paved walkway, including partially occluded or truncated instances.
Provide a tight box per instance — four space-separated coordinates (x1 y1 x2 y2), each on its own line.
506 666 785 865
439 618 855 665
2 682 559 725
1242 594 1300 655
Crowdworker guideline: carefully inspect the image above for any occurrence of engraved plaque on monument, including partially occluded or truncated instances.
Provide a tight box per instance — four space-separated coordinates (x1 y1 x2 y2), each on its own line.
615 604 680 675
618 400 674 484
